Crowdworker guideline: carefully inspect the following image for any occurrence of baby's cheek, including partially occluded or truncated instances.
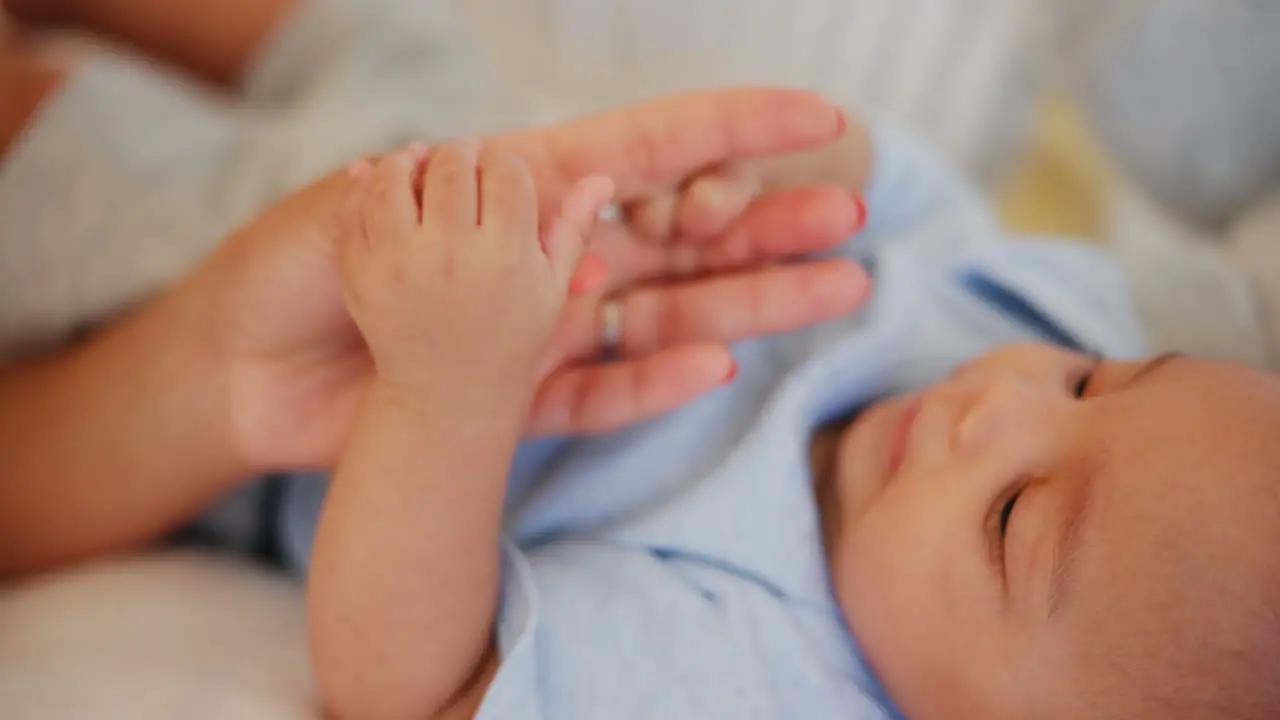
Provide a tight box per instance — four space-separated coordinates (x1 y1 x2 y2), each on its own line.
836 519 957 701
837 503 939 627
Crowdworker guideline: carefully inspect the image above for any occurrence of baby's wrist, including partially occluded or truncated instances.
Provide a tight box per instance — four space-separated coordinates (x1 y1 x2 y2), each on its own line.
366 372 534 434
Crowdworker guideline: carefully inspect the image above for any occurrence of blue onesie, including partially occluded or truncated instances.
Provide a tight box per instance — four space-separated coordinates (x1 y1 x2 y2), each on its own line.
257 127 1145 718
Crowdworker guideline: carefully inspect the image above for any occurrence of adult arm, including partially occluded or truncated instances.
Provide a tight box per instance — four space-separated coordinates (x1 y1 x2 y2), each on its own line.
4 0 297 89
0 277 244 577
0 33 63 160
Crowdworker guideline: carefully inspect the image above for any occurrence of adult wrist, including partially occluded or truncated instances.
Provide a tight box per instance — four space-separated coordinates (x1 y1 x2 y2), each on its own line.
134 274 253 484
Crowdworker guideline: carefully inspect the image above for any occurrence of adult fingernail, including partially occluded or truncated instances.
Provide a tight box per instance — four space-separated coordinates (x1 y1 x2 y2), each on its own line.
569 253 609 294
723 360 739 384
852 194 867 230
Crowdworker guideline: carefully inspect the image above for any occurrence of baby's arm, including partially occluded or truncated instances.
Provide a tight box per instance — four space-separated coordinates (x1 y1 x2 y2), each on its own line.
308 142 610 719
309 353 515 719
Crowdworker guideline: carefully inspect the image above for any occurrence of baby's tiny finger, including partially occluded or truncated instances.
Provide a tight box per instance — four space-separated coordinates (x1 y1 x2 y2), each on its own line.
478 146 537 243
674 164 762 240
338 168 373 270
366 148 422 242
568 252 610 295
549 175 616 292
423 139 481 231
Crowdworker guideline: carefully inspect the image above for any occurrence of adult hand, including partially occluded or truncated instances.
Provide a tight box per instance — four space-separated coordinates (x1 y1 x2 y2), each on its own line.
190 88 870 473
523 102 874 433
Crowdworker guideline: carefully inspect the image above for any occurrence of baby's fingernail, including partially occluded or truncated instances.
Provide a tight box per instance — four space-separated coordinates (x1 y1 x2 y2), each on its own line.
407 140 430 155
852 194 867 229
834 108 848 135
723 360 739 384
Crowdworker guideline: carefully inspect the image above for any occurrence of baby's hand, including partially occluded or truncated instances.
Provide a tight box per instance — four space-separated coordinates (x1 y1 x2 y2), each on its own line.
338 141 614 410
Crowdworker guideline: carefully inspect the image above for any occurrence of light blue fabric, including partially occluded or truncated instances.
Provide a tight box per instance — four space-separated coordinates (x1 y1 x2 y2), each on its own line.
275 126 1145 718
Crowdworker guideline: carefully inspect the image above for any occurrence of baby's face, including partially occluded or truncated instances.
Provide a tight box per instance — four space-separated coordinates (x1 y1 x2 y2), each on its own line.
821 343 1280 718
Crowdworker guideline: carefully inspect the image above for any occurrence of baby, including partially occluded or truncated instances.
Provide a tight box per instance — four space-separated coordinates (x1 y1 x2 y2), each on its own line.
295 122 1280 719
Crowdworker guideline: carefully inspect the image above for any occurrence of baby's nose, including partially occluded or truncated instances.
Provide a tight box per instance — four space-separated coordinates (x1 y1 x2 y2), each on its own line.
955 375 1048 455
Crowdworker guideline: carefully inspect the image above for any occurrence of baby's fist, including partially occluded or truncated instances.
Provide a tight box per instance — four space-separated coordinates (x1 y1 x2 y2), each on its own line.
338 141 613 405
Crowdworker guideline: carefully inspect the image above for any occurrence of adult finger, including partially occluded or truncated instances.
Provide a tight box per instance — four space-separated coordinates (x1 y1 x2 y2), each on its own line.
623 162 761 241
682 184 866 270
558 258 870 360
528 344 734 436
491 88 846 207
588 185 864 290
673 163 763 240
